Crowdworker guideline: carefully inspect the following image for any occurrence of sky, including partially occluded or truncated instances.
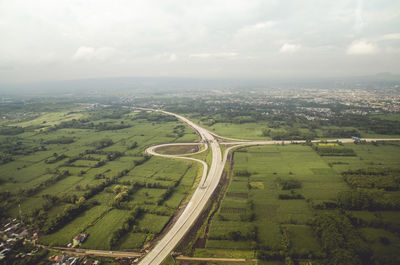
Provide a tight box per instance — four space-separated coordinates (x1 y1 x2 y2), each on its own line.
0 0 400 83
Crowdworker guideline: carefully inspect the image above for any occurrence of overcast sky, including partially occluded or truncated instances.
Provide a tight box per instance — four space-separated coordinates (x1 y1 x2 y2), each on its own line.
0 0 400 83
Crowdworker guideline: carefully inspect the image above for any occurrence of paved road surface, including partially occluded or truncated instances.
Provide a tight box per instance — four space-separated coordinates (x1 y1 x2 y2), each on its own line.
138 111 223 265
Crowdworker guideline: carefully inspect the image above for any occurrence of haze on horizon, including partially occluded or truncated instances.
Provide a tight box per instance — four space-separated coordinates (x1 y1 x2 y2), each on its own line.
0 0 400 84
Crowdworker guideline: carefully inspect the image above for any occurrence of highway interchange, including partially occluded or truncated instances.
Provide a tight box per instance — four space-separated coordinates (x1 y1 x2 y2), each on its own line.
138 109 400 265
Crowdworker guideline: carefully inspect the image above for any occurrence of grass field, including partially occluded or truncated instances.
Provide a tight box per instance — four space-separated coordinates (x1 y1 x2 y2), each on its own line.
0 107 202 250
201 141 400 263
157 144 202 155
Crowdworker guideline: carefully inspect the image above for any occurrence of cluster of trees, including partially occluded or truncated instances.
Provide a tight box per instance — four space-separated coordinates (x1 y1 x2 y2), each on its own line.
342 168 400 191
112 185 131 208
45 153 67 164
157 187 174 206
81 181 112 200
48 119 93 131
128 141 138 150
0 152 13 164
327 114 400 135
22 175 122 231
133 155 151 166
91 138 114 149
322 128 361 138
89 107 130 120
48 118 130 132
165 95 400 137
263 128 316 140
173 125 185 137
209 225 258 241
232 115 256 124
109 207 144 247
313 145 356 156
0 126 24 135
278 191 304 200
134 112 178 122
0 138 45 160
45 201 94 233
310 200 338 210
234 169 251 177
275 177 302 190
94 122 130 131
44 137 74 144
337 189 400 210
312 212 370 265
106 151 123 161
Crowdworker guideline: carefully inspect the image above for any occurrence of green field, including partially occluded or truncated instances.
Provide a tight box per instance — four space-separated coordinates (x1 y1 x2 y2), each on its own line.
0 107 202 250
200 142 400 264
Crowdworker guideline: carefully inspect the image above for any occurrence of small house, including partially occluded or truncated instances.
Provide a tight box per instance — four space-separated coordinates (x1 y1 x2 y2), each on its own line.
73 233 88 247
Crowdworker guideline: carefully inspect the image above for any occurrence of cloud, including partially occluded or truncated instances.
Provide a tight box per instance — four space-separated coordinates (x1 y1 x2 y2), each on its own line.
169 53 177 62
189 52 237 58
245 21 277 31
347 40 378 55
279 43 301 53
379 33 400 41
0 0 399 82
354 0 364 31
72 46 115 61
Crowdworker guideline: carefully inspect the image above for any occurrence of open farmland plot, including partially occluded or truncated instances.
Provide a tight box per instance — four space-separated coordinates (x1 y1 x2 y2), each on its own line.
81 209 132 250
202 144 352 261
200 142 400 264
0 107 202 251
39 205 111 246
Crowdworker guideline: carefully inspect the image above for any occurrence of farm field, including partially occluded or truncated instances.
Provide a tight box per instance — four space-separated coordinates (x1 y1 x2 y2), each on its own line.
0 106 203 251
198 141 400 264
186 113 400 141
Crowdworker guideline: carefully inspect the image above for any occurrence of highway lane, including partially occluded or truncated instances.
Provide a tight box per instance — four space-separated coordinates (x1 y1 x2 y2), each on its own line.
138 111 222 265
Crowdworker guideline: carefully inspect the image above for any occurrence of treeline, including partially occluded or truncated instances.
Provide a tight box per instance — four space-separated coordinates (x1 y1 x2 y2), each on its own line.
90 138 113 149
322 128 361 138
0 152 14 164
109 207 144 247
111 184 136 208
275 177 301 190
0 126 24 135
263 128 316 140
47 119 130 132
327 114 400 135
45 201 95 233
95 122 130 131
337 189 400 210
342 168 400 191
0 137 46 158
17 170 70 197
89 107 130 120
208 225 258 241
312 212 370 265
134 112 178 122
45 153 67 164
173 125 185 137
44 137 74 144
166 96 400 136
313 145 356 156
278 192 304 200
27 170 131 231
234 169 251 177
